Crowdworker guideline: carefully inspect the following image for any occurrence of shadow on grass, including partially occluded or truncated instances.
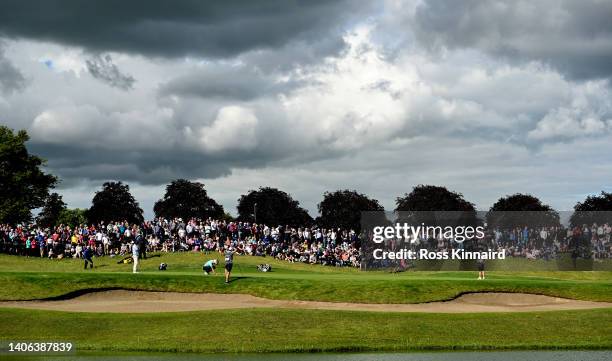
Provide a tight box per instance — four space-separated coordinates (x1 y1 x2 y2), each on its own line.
227 276 248 284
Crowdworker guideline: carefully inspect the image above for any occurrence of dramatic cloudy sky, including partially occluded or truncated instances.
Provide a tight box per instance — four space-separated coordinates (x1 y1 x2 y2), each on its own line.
1 0 611 217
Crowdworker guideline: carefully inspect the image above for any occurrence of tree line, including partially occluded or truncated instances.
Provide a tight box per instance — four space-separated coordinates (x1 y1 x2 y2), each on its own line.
2 126 612 230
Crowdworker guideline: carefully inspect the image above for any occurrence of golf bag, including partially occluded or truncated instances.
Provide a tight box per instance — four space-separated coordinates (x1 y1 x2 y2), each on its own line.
117 255 133 264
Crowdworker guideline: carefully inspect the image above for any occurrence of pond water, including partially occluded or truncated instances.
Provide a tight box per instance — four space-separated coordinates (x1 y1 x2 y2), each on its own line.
5 351 611 361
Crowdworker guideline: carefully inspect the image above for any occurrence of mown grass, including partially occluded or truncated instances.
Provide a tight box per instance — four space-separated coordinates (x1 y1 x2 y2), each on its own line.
0 254 610 303
0 308 610 353
2 253 610 274
0 254 611 353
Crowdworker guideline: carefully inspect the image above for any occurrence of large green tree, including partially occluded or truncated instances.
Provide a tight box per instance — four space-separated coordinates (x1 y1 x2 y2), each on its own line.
88 181 143 224
570 191 612 227
486 193 559 228
0 126 57 224
237 187 312 226
395 185 477 227
154 179 223 220
318 189 383 231
57 208 88 228
394 185 479 271
37 192 66 228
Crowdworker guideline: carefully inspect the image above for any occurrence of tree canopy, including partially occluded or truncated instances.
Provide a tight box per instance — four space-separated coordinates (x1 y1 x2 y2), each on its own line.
57 208 88 228
486 193 559 228
570 191 612 227
395 185 475 212
87 181 143 224
36 192 66 228
237 187 312 226
395 185 477 227
318 189 383 231
0 126 57 224
154 179 224 220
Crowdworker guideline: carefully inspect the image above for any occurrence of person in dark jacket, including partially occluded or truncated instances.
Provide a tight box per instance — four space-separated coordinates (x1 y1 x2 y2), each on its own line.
83 245 94 269
136 233 147 259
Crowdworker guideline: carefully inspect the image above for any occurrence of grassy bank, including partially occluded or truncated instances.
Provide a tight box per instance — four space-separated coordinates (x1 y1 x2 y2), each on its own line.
0 308 610 353
0 254 611 303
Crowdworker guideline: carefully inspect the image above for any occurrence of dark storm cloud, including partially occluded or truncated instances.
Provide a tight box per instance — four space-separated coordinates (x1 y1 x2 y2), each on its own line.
29 142 278 186
158 64 302 100
0 45 26 94
413 0 612 80
86 54 135 90
0 0 359 59
239 34 348 72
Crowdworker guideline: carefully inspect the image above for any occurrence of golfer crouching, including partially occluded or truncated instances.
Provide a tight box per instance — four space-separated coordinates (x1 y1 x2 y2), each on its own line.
203 259 218 275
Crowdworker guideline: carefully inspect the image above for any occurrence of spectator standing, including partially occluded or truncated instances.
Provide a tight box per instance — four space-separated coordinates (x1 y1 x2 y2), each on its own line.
132 241 140 274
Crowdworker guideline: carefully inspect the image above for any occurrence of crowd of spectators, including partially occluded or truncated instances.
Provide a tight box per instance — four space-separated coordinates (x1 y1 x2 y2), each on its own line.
363 222 611 271
0 218 361 267
484 223 612 260
369 223 612 262
3 218 610 271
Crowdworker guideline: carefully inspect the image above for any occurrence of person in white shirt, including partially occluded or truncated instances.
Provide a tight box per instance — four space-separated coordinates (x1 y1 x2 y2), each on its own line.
74 244 82 259
102 235 110 255
132 242 140 273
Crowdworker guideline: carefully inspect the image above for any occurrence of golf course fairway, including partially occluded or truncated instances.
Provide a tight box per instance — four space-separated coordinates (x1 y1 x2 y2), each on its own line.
0 253 610 353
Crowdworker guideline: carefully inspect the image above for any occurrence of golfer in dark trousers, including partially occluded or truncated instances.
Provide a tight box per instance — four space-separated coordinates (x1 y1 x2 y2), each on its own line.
83 246 94 269
224 238 235 284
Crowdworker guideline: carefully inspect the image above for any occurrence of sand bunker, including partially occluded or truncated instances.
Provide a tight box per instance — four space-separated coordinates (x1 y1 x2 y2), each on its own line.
1 290 611 313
